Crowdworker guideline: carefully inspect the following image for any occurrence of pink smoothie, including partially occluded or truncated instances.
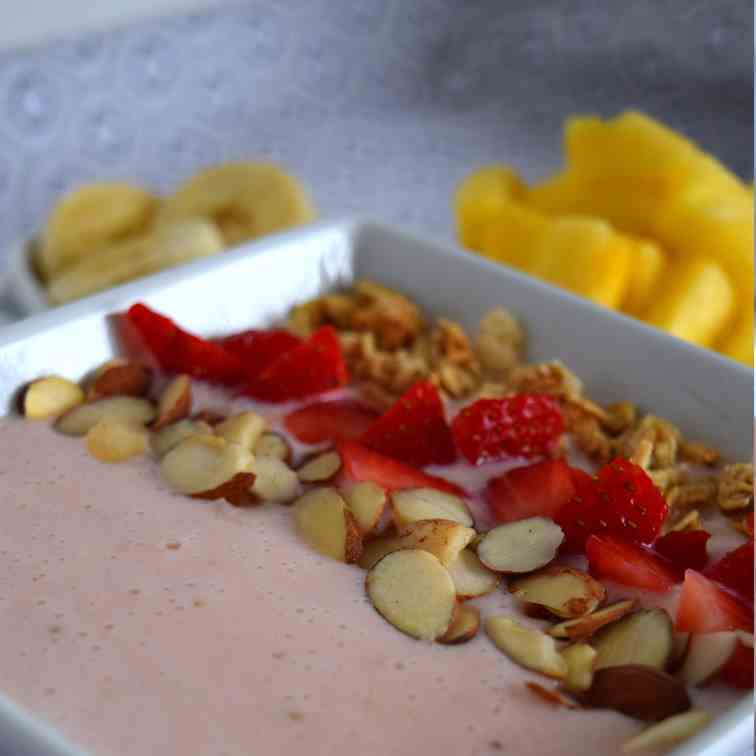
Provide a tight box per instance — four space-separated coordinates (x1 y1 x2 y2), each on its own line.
0 413 744 756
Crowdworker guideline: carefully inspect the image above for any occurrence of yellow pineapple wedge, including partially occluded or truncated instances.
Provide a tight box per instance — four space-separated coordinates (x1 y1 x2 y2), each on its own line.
455 165 526 251
481 205 631 309
717 311 754 367
641 258 735 348
564 111 746 235
536 217 631 309
620 236 667 316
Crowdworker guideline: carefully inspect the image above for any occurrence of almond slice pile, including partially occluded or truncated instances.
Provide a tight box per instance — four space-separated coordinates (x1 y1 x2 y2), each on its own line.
23 376 85 419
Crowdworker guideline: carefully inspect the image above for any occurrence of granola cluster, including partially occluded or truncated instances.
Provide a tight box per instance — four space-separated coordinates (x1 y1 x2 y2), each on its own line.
289 280 753 532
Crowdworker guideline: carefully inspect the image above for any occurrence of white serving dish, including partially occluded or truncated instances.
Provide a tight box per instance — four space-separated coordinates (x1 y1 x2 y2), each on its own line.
0 219 752 756
3 238 50 318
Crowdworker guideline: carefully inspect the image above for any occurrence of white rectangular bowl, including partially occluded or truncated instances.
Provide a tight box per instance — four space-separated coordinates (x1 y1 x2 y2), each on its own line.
0 219 752 756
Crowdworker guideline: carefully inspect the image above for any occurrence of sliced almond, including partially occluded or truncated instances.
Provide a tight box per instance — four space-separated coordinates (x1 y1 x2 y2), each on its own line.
56 397 156 436
254 432 292 462
159 434 256 505
151 419 213 458
622 710 712 753
395 519 476 566
477 518 563 574
215 411 266 450
391 488 474 529
250 456 299 503
509 566 606 619
366 549 457 641
357 534 402 570
582 665 691 722
561 643 597 693
294 487 362 563
548 599 637 640
525 682 581 710
23 376 84 420
593 609 673 672
153 375 192 431
439 604 480 645
447 548 500 600
297 451 342 483
342 482 387 536
87 359 152 401
86 419 148 463
485 616 567 679
676 631 740 686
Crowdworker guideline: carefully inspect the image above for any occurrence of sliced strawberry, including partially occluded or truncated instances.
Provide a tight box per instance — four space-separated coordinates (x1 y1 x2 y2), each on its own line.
555 468 605 552
486 459 577 524
126 304 243 384
218 329 301 377
284 400 379 444
596 458 668 546
361 381 456 467
451 394 563 465
704 542 754 607
676 570 753 633
335 440 465 497
719 639 755 689
585 534 679 593
245 326 348 402
653 530 711 574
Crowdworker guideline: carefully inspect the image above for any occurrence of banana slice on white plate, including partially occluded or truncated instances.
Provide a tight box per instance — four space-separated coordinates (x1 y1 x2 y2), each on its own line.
46 218 224 305
37 182 157 281
157 161 316 246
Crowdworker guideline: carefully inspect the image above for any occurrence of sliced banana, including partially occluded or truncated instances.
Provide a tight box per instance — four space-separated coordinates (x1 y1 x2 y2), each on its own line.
46 219 224 304
38 182 157 280
157 162 315 246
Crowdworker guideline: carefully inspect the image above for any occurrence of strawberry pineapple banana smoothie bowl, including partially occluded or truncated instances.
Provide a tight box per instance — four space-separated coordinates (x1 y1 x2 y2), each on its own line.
3 279 753 755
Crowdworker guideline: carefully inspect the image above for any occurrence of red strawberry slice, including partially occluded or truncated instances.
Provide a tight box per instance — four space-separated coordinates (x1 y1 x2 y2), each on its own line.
335 440 465 497
720 639 754 689
218 329 301 377
704 542 754 607
451 394 564 465
596 458 668 546
126 304 243 384
245 326 348 402
284 400 379 444
555 468 605 552
486 459 577 524
653 530 711 574
585 534 679 593
676 570 753 633
745 512 754 539
361 381 456 467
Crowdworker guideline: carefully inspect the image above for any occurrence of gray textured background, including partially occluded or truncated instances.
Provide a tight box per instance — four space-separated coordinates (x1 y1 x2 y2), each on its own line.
0 0 752 309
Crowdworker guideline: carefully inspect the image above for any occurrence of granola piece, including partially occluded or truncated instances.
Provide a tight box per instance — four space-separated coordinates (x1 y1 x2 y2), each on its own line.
666 510 703 533
679 440 720 467
288 300 323 338
667 478 718 513
629 438 654 470
473 381 510 400
351 280 423 350
510 360 583 401
357 381 399 412
648 468 687 495
718 464 754 512
601 401 637 435
731 515 754 537
320 293 357 328
430 318 481 398
476 307 524 378
563 404 612 464
618 415 680 469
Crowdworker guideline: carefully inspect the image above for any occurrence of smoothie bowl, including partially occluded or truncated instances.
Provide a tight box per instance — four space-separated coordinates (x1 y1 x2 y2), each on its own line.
0 220 752 756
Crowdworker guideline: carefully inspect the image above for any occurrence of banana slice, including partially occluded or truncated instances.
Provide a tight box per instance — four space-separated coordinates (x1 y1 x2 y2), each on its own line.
46 219 224 305
37 182 157 281
157 162 316 246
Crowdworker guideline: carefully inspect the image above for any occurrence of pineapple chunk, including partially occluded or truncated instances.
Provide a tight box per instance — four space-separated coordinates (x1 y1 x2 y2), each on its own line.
716 311 754 367
527 173 584 216
620 236 667 316
536 217 631 309
642 258 735 348
564 111 746 234
479 202 552 271
455 165 526 251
